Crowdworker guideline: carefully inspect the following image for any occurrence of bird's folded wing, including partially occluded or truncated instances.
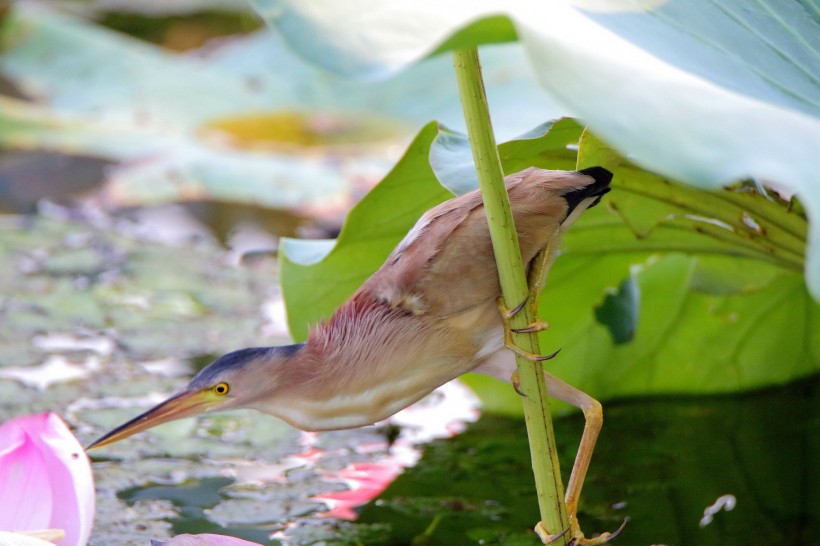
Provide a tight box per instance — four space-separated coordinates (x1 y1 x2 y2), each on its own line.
357 169 559 319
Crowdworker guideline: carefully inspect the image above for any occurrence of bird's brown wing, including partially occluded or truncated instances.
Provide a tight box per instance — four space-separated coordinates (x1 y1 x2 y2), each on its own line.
355 185 486 317
357 167 576 319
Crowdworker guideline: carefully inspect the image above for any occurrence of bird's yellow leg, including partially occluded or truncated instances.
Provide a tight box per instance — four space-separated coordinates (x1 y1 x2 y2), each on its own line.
532 373 626 545
497 293 625 545
521 232 562 324
525 244 554 315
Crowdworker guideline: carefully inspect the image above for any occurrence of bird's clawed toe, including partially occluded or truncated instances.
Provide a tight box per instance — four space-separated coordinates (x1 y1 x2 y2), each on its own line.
498 296 548 334
506 345 561 363
511 320 550 334
501 295 530 319
531 347 561 362
534 518 627 546
535 521 570 544
511 370 526 396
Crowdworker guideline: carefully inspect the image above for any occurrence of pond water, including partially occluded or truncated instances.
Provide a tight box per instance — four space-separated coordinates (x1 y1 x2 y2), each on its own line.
110 377 819 546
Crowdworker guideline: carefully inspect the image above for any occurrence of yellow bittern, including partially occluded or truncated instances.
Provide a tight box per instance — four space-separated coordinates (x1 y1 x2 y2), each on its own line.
90 166 619 545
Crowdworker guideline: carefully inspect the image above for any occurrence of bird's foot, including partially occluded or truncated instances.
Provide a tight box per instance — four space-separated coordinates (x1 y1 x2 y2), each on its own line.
497 298 558 362
535 518 627 546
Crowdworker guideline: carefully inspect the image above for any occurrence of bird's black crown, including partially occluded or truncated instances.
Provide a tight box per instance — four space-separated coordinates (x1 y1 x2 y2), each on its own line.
562 166 613 216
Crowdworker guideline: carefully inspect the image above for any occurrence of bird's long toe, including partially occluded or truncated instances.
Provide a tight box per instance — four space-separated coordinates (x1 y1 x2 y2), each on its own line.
511 320 550 334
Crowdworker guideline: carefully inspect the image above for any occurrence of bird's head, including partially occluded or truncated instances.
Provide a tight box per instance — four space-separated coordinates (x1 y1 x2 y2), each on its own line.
559 166 613 229
87 345 303 450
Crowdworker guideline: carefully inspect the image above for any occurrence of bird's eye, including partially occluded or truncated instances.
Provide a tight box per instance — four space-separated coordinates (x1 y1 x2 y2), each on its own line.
213 382 230 395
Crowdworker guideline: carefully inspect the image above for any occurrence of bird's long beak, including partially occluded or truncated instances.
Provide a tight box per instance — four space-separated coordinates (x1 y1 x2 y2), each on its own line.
87 389 216 450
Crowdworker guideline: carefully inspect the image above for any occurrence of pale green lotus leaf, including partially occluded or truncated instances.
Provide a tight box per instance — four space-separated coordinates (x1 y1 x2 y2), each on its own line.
0 4 560 210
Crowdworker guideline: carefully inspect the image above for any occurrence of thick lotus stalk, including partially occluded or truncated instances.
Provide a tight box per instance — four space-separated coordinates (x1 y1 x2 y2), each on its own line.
452 48 570 544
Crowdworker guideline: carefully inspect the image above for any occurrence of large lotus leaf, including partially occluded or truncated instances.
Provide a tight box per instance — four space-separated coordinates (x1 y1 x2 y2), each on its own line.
251 0 820 298
31 0 250 17
1 5 556 139
203 31 561 142
282 120 818 412
0 4 560 211
249 1 510 79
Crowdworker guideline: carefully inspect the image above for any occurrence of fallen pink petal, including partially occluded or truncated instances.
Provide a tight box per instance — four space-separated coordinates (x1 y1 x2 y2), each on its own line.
313 461 404 520
0 413 94 546
151 534 264 546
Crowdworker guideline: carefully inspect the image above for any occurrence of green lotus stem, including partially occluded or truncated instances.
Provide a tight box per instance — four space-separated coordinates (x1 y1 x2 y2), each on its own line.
452 48 570 543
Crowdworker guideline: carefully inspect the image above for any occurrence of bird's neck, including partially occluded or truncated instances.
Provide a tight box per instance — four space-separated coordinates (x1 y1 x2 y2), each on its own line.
261 296 471 430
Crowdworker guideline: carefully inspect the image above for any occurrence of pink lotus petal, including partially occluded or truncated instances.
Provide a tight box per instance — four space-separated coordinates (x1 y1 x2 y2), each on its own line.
0 429 53 531
0 414 94 546
152 534 264 546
